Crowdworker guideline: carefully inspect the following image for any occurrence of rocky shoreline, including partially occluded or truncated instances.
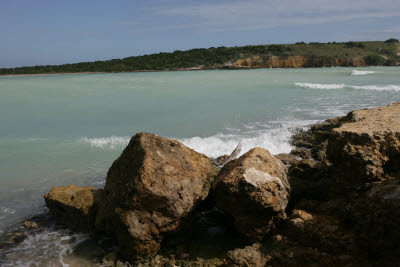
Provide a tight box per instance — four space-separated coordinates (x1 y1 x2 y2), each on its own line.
2 101 400 266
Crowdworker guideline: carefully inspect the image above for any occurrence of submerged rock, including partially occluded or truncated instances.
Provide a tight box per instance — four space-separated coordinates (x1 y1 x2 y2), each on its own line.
214 147 289 242
96 133 218 260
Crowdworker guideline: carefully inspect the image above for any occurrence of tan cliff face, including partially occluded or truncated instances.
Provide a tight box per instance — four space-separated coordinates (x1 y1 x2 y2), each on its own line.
233 55 367 68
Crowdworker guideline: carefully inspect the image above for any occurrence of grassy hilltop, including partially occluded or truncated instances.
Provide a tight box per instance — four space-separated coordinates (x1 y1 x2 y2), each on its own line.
1 39 399 75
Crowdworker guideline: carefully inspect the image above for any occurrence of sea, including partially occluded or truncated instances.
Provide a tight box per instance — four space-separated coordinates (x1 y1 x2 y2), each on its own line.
0 66 399 265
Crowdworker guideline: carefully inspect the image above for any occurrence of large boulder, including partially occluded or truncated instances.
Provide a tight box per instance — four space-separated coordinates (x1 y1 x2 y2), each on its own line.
44 185 102 231
326 101 400 184
291 101 400 186
214 147 289 242
96 133 218 260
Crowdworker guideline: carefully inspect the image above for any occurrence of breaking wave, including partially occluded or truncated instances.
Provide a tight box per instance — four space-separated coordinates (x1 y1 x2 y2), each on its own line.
294 83 345 89
179 119 317 158
80 136 130 149
0 228 89 266
351 70 375 76
78 119 318 158
351 85 400 91
0 207 15 220
295 83 400 91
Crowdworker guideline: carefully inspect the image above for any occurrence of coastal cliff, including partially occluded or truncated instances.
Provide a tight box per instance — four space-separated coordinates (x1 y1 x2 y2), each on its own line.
1 40 399 75
233 55 367 68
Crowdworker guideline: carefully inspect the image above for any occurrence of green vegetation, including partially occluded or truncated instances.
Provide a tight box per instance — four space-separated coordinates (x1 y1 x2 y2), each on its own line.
1 41 399 75
384 38 399 43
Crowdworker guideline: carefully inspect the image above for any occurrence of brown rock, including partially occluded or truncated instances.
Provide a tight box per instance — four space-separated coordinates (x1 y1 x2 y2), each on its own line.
44 184 101 230
227 243 269 267
290 148 312 160
214 147 289 242
326 101 400 184
23 220 38 228
275 153 294 165
287 160 332 201
97 133 218 260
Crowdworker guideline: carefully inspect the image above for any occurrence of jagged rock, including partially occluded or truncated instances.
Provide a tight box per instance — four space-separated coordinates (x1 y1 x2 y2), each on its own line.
342 179 400 261
292 101 400 185
214 147 289 242
275 153 294 165
227 243 269 267
96 133 218 260
326 101 400 184
287 159 332 201
275 149 312 166
44 185 101 231
290 148 312 160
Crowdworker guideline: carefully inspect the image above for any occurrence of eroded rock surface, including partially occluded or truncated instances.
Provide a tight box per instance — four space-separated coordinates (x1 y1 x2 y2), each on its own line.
214 147 289 242
96 133 218 260
286 101 400 265
44 185 101 231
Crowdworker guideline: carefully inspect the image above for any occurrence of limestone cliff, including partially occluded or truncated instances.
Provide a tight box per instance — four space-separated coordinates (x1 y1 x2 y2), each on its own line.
233 55 367 68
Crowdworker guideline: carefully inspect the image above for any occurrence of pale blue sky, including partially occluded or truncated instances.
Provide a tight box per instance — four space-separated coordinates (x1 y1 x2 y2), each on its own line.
1 0 400 68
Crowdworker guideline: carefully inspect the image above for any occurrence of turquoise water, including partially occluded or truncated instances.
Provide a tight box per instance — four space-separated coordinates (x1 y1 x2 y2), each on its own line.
0 67 400 264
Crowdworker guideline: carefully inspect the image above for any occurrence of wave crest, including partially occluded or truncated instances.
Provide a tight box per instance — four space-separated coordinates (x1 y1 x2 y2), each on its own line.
80 136 130 149
295 82 400 91
352 85 400 91
294 83 345 89
351 70 375 76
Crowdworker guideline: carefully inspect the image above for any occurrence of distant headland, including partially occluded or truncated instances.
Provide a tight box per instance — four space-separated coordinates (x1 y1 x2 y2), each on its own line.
1 39 399 76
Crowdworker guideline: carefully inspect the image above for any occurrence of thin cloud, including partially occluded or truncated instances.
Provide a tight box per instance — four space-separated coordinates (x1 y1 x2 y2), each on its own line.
122 0 400 32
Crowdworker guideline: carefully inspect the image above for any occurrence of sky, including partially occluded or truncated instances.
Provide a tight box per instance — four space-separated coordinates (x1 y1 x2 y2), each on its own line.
1 0 400 68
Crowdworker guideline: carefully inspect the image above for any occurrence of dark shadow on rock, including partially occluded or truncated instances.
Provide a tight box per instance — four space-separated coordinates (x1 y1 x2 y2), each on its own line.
160 206 248 260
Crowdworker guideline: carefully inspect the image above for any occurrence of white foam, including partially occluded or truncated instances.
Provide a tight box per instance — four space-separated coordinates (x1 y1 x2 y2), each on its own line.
179 119 314 158
351 70 375 76
77 118 318 159
0 206 16 220
294 82 345 89
295 82 400 91
0 228 89 266
352 85 400 91
80 136 130 149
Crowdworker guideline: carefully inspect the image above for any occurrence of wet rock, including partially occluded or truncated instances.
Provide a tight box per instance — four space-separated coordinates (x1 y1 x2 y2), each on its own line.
214 147 289 242
97 133 218 260
72 239 107 261
23 220 39 228
44 185 102 231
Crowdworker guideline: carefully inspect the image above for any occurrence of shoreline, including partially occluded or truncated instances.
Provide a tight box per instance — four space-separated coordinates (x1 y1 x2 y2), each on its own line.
0 65 390 77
